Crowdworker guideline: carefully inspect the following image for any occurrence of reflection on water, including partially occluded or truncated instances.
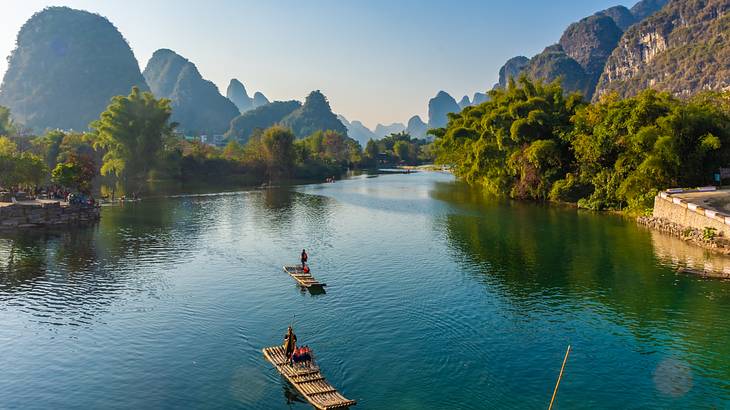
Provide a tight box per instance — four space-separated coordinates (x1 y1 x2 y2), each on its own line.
3 174 730 409
431 178 730 408
649 229 730 278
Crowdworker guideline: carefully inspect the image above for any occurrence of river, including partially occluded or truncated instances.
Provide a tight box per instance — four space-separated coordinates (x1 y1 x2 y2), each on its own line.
2 171 730 409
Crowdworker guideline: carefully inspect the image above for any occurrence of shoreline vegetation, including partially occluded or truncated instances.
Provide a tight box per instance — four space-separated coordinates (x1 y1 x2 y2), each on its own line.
431 77 730 217
0 88 435 211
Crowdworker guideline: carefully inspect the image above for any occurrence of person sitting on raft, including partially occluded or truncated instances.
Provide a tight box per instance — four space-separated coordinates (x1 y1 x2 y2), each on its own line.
301 249 308 268
283 326 297 364
291 346 313 368
301 346 312 366
291 347 302 367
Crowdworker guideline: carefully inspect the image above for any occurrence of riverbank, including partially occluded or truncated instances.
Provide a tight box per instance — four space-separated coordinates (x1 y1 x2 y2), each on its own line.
637 189 730 259
0 200 99 230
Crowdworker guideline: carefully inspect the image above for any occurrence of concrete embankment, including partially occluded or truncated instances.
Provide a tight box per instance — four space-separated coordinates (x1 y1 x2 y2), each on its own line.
0 201 100 230
638 189 730 255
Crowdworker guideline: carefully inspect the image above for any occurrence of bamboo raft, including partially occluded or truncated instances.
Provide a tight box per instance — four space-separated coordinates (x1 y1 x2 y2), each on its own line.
262 345 356 409
283 265 327 288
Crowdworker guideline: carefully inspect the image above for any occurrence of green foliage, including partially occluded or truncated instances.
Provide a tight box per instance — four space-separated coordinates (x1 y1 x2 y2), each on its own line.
365 139 379 159
703 227 717 241
297 130 361 166
434 77 582 199
32 130 97 171
434 77 730 213
51 153 96 192
393 141 410 162
90 87 175 181
222 140 246 160
364 132 431 167
0 136 47 188
0 106 15 137
261 125 295 180
572 90 730 211
0 136 17 156
224 100 301 143
51 163 79 189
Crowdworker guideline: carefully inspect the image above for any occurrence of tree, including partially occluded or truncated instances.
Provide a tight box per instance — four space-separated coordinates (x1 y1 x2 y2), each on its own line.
570 90 730 210
91 86 175 182
0 106 15 137
0 136 17 155
300 130 357 164
394 141 410 162
365 139 379 160
51 154 96 192
222 140 246 160
34 130 65 170
0 137 47 189
433 76 730 213
433 76 583 199
261 125 295 180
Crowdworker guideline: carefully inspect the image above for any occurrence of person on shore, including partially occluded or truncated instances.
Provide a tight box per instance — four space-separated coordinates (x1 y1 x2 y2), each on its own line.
301 249 308 268
284 326 297 364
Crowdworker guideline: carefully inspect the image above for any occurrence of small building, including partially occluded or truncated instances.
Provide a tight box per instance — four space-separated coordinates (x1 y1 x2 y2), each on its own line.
200 134 226 147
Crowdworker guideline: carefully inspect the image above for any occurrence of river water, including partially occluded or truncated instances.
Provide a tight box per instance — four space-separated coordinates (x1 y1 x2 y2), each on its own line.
2 172 730 409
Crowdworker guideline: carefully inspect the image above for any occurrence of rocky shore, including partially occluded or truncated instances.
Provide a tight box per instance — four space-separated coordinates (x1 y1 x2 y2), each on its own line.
0 201 100 231
637 215 730 255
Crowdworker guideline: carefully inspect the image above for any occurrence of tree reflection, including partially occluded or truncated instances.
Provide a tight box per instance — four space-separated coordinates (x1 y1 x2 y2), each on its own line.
432 180 730 378
0 233 48 291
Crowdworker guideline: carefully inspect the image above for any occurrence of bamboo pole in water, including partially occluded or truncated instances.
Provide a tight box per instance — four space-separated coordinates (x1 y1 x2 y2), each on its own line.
548 345 571 410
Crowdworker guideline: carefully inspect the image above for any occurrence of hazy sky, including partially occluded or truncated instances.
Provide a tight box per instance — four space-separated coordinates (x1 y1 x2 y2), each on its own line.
1 0 631 128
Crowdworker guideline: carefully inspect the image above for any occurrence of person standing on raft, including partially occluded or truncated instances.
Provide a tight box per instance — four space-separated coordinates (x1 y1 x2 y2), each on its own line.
301 249 308 269
284 325 297 363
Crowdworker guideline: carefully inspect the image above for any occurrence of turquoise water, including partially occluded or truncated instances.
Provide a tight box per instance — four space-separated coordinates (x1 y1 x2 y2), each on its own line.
2 172 730 409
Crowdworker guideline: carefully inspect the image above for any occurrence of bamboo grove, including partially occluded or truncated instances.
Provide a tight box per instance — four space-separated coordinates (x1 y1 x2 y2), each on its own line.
431 77 730 213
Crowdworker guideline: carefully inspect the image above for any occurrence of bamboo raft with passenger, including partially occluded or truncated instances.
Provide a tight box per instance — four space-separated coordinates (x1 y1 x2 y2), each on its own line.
283 265 327 288
263 326 355 409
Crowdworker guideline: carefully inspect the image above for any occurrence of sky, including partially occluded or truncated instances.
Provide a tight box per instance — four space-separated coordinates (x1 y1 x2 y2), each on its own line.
1 0 634 129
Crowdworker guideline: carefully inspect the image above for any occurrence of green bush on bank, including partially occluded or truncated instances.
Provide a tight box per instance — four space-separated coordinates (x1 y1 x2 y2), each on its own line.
432 76 730 213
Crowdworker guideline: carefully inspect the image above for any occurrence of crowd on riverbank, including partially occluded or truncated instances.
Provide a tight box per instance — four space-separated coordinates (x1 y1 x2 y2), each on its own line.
0 185 96 207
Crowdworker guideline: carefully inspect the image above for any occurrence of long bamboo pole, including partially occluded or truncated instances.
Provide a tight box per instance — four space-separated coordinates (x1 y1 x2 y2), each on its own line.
548 345 572 410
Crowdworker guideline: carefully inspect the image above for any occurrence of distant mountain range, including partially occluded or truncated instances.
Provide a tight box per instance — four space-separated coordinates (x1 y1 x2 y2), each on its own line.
595 0 730 100
225 90 347 144
339 89 479 143
0 5 453 139
493 0 673 100
0 7 148 131
226 79 269 114
143 49 240 134
1 0 726 140
495 0 730 104
343 0 696 138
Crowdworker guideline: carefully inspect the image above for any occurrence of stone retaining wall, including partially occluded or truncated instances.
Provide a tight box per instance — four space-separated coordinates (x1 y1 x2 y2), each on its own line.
0 202 100 230
653 192 730 237
637 215 730 255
